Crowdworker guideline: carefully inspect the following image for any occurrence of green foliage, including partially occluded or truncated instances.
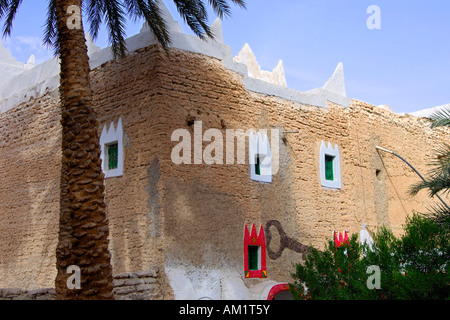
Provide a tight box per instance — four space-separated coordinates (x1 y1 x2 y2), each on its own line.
409 105 450 223
290 214 450 300
291 234 380 300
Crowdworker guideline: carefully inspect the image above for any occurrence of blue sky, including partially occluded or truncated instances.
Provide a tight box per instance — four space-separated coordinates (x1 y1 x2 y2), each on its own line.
1 0 450 113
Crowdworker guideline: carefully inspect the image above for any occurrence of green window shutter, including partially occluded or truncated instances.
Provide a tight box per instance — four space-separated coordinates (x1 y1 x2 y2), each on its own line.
248 245 260 270
255 155 261 176
325 155 334 181
108 143 119 170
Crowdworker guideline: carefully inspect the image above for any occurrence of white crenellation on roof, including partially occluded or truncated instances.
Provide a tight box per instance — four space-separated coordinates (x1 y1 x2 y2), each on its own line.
409 103 450 119
233 43 287 87
0 0 351 114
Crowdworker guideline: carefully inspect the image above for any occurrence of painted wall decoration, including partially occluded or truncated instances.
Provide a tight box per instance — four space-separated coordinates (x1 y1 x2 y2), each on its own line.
334 230 349 248
244 223 267 278
267 283 290 300
265 220 310 260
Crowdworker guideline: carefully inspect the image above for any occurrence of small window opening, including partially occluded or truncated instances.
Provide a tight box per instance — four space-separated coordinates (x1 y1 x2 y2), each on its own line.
376 169 383 181
107 143 118 170
248 245 260 271
255 155 261 176
325 155 335 181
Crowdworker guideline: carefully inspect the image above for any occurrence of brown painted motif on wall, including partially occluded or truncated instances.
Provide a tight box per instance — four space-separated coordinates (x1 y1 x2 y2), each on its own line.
265 220 310 260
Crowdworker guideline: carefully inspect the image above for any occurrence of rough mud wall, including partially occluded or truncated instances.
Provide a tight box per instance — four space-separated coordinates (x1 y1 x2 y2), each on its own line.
0 44 448 296
89 46 168 285
0 93 61 289
150 48 450 297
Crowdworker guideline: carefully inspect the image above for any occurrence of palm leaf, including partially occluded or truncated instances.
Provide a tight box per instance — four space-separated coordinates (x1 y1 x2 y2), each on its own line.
173 0 212 39
428 143 450 179
104 0 128 58
410 143 450 196
425 202 450 225
1 0 23 38
429 105 450 129
0 0 10 19
124 0 171 51
85 0 104 41
43 0 58 53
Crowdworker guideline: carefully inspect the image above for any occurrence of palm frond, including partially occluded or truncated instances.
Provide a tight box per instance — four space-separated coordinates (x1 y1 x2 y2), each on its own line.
409 179 432 197
230 0 246 8
428 143 450 178
173 0 213 39
410 143 450 197
409 171 450 197
124 0 171 51
425 202 450 225
43 0 58 54
207 0 231 19
85 0 105 41
429 105 450 129
206 0 246 19
0 0 10 19
103 0 128 58
1 0 23 38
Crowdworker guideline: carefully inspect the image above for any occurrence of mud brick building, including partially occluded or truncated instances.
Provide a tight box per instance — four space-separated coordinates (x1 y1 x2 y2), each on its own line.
0 4 449 299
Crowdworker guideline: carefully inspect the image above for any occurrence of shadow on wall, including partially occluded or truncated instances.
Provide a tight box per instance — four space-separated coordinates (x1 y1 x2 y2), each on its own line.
163 178 244 269
0 93 61 289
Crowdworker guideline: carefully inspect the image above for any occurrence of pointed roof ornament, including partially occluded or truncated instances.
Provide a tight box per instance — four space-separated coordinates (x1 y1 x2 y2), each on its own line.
234 43 287 87
210 18 223 43
271 59 287 87
323 62 346 97
140 0 182 35
85 33 100 56
24 54 35 70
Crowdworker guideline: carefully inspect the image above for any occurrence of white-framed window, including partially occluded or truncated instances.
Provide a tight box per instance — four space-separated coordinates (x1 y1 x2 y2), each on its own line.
100 118 124 178
320 141 341 189
249 131 272 183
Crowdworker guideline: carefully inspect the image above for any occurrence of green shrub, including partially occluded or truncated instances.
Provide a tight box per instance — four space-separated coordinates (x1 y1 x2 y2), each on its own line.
290 214 449 300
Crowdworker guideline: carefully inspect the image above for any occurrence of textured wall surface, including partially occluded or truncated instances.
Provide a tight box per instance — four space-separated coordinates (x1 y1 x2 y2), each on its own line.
0 269 160 300
0 44 449 298
0 93 61 290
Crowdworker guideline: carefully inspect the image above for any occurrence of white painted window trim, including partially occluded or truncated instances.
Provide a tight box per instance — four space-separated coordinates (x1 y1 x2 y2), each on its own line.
320 141 342 189
100 118 124 178
249 131 272 183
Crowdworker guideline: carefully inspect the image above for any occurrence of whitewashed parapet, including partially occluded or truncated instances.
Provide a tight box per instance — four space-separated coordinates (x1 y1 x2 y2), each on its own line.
0 0 351 114
0 57 60 114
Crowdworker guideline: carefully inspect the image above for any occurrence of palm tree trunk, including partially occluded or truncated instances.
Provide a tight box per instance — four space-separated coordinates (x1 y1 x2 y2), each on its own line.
54 0 114 300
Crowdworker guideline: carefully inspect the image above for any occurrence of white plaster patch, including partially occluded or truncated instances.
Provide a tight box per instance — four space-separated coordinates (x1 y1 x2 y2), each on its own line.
360 222 374 252
165 264 281 300
249 131 272 183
